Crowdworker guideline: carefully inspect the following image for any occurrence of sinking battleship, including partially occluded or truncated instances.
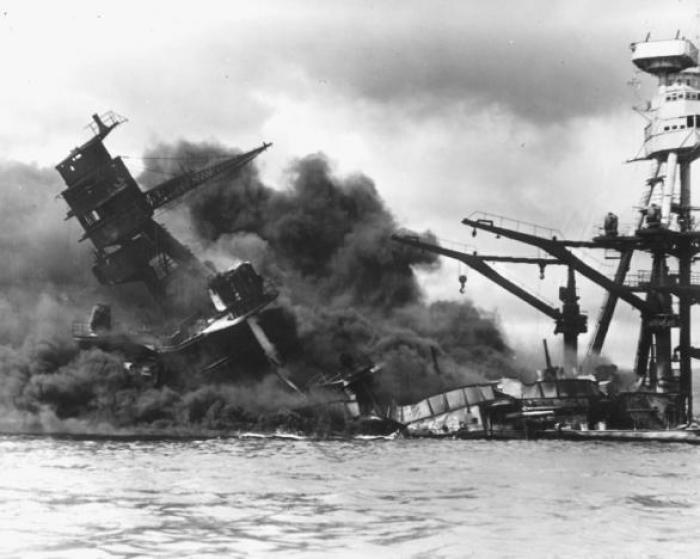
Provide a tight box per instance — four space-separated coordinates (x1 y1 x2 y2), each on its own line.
55 113 299 390
55 113 392 434
54 116 539 437
55 32 700 442
393 34 700 442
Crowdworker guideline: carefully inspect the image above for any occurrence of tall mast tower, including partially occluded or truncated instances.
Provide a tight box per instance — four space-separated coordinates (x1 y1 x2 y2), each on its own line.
394 35 700 425
587 36 700 418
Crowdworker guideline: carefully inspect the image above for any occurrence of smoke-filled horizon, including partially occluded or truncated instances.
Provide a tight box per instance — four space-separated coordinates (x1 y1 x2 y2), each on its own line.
0 145 523 435
3 2 700 371
147 142 520 386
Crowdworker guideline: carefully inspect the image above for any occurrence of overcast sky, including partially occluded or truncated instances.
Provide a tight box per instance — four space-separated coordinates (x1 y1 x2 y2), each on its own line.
1 0 698 367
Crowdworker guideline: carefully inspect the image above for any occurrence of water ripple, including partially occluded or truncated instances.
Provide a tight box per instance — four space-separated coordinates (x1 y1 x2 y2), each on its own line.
2 436 700 557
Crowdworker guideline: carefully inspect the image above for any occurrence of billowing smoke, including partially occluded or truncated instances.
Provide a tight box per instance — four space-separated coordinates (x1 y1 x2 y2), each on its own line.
142 141 437 310
144 142 520 403
0 142 521 435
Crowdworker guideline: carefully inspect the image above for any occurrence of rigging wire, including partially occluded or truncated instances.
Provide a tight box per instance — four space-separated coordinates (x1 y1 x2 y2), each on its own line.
120 154 233 161
121 159 182 180
137 168 181 178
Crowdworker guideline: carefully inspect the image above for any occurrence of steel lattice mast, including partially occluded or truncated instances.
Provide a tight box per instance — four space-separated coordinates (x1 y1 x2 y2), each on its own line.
394 35 700 422
56 113 271 312
585 36 700 419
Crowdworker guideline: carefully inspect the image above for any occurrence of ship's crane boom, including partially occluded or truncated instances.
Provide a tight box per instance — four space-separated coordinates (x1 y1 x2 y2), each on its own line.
461 217 656 315
144 143 272 210
391 233 588 371
391 234 561 318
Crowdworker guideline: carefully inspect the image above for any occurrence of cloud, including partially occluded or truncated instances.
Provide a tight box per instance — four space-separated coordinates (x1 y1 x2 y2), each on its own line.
186 0 693 124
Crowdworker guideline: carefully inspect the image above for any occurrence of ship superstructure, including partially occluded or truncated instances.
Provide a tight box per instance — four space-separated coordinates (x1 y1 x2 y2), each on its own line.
56 113 270 314
393 33 700 432
590 35 700 414
56 113 294 386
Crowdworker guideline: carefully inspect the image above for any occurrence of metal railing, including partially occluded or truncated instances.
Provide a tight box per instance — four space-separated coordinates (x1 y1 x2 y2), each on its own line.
466 211 562 240
624 270 700 288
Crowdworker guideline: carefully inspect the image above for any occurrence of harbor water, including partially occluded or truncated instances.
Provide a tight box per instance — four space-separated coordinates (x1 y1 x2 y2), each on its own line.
1 435 700 558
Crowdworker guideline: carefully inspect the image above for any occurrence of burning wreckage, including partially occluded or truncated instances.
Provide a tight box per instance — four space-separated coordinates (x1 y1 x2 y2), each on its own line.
45 36 700 442
56 113 285 386
54 113 532 438
64 101 697 443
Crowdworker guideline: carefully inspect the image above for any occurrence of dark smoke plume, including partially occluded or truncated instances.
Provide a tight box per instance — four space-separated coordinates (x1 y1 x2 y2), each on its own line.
144 142 520 402
0 144 521 436
142 141 437 310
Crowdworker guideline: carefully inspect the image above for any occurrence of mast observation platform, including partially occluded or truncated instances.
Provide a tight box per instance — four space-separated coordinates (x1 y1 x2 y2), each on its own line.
632 37 700 159
631 38 698 75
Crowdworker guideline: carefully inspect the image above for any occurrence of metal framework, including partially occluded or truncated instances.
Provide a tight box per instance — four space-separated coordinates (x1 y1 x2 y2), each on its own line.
56 113 271 312
391 234 587 372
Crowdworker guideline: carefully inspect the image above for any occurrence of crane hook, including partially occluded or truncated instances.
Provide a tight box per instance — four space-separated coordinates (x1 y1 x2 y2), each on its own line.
458 274 467 293
538 263 546 280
